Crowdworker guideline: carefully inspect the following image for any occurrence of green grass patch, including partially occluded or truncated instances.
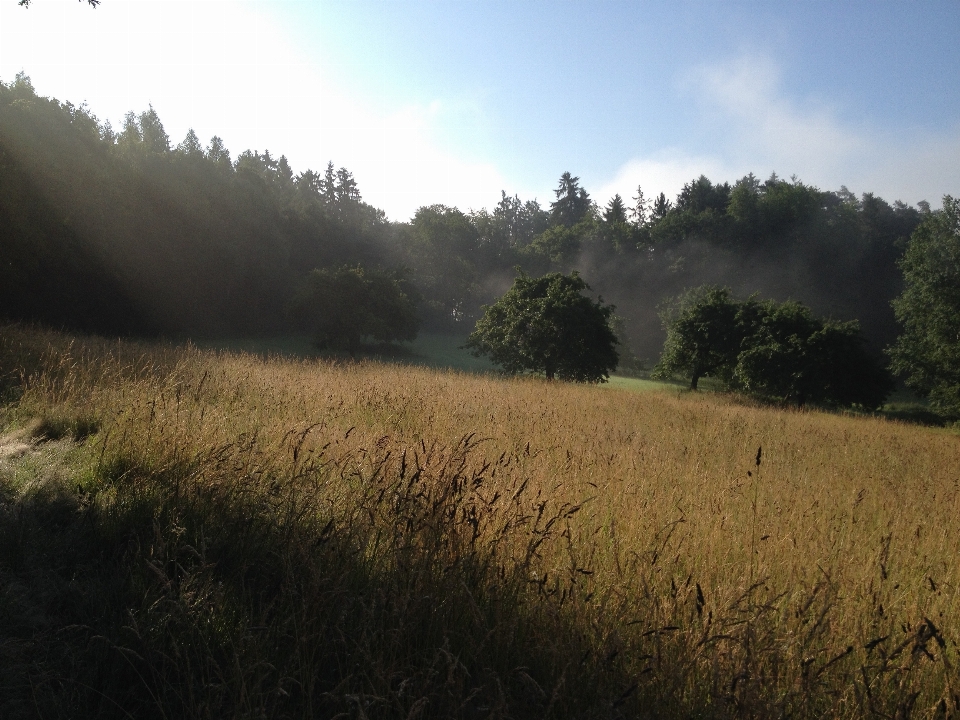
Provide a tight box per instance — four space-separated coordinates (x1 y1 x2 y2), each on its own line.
405 332 496 372
879 402 954 427
603 374 681 392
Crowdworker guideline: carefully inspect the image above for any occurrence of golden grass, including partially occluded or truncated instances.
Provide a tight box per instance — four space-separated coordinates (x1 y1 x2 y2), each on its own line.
2 325 959 718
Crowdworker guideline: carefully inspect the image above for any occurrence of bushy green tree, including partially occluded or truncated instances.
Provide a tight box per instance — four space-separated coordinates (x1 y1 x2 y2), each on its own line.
290 266 420 355
734 302 891 409
407 205 481 327
888 196 960 415
652 286 755 390
489 191 549 248
524 222 586 265
654 285 891 408
465 269 618 382
675 175 731 215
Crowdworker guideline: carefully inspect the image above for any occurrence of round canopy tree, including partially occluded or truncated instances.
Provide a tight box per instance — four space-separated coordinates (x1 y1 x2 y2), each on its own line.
465 269 619 382
732 301 892 409
652 286 754 390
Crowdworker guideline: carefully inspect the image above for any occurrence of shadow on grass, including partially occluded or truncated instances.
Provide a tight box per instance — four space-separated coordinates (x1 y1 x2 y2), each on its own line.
2 424 953 719
878 402 954 428
189 332 499 375
0 435 637 719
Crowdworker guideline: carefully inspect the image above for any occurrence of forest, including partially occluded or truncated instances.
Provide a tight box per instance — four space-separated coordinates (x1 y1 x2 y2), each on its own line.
0 72 925 364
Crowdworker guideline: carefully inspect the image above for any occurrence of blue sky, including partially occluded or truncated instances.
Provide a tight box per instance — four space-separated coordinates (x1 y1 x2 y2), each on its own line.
2 0 959 220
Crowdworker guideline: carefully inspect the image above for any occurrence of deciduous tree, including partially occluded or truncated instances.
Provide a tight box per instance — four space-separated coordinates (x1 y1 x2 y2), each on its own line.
465 269 618 382
407 205 481 327
653 286 753 390
734 302 890 409
655 285 891 408
888 196 960 415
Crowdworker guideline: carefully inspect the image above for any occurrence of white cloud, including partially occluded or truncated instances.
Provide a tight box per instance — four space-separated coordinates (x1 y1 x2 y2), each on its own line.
599 54 960 208
687 56 867 180
0 0 507 220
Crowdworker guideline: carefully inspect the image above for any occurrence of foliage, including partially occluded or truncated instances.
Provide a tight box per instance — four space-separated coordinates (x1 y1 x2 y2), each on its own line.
489 191 551 247
290 265 420 355
675 175 731 215
734 301 892 409
523 221 586 265
650 191 672 222
888 197 960 416
603 193 628 224
405 205 482 328
600 194 636 252
0 74 394 336
630 185 649 226
652 286 753 390
465 269 618 382
654 285 891 408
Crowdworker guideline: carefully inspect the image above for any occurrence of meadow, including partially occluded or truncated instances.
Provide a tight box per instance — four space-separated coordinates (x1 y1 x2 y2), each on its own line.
1 325 958 719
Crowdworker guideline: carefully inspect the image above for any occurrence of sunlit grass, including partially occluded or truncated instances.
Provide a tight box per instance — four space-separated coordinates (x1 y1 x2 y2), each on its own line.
1 325 958 718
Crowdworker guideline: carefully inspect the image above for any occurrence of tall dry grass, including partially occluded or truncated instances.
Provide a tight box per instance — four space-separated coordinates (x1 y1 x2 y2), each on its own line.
1 325 958 718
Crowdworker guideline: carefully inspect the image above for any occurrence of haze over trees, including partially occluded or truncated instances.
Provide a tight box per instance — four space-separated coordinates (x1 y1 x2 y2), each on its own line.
0 74 392 337
289 265 420 356
0 73 937 391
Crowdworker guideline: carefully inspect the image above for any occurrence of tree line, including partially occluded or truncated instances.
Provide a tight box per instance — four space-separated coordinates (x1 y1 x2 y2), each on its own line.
2 73 956 413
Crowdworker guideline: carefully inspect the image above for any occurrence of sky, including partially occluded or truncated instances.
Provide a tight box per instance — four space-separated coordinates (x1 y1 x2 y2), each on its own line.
2 0 959 221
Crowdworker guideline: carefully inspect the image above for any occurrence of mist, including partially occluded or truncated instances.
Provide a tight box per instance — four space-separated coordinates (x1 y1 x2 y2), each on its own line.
1 76 923 373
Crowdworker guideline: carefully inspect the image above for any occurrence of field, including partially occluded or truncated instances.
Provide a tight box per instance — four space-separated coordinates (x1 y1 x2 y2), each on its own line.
1 325 958 719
